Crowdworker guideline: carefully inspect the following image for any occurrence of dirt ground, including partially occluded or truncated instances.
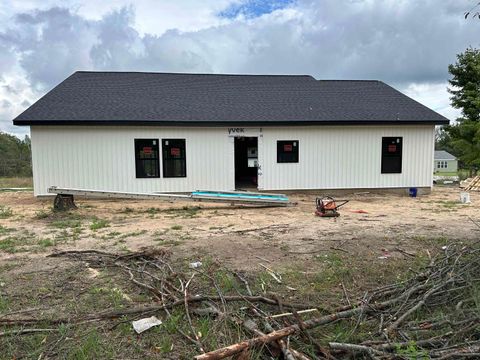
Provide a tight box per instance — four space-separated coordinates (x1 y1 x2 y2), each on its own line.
1 186 479 359
0 186 479 271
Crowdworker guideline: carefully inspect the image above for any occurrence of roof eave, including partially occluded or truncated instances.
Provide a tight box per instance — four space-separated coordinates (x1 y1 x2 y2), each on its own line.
13 119 450 126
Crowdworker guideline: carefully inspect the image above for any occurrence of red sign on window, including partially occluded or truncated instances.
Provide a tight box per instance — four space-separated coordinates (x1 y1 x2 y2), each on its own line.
284 144 293 152
388 144 397 153
143 147 153 154
170 148 181 157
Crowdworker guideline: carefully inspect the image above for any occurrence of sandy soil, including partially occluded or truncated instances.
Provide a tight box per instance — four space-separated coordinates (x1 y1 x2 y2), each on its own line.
0 186 478 273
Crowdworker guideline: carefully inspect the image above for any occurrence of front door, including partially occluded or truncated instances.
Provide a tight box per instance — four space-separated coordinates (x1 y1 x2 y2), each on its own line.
234 137 258 190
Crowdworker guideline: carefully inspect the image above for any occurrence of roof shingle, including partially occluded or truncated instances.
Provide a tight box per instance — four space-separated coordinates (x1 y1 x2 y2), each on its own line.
13 71 449 126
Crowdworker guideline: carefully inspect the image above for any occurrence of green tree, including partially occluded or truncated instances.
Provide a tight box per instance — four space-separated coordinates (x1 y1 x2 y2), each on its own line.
0 132 32 177
448 48 480 121
442 48 480 174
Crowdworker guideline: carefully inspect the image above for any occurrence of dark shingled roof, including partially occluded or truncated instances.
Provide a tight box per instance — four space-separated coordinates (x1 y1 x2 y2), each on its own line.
13 71 449 126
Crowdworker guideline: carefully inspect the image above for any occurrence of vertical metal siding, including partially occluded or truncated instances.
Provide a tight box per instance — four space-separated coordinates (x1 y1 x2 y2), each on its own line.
31 126 234 196
31 125 434 196
259 125 435 190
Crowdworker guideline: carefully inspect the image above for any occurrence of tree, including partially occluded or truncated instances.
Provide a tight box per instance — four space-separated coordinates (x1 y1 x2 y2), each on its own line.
448 48 480 122
442 48 480 174
0 132 32 177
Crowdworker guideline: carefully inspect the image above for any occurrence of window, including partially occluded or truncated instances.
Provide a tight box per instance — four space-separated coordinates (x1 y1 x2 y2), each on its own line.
437 160 448 169
277 140 299 163
381 137 402 174
135 139 160 178
162 139 186 177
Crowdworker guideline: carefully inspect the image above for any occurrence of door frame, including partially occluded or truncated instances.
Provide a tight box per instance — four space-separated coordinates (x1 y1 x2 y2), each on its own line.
227 127 263 190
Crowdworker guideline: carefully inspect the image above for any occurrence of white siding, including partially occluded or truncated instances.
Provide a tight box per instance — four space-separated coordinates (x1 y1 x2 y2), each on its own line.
31 125 435 196
31 126 234 196
259 125 435 190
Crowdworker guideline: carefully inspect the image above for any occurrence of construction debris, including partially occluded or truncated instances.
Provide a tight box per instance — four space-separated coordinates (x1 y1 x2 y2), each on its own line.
1 241 479 359
48 186 294 209
462 175 480 191
132 316 163 334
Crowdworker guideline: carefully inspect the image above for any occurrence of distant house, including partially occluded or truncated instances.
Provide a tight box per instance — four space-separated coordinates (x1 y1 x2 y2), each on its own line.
13 71 449 196
434 151 458 173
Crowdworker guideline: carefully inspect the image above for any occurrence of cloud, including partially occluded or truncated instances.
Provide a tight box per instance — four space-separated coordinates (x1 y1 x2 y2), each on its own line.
219 0 296 19
1 0 479 136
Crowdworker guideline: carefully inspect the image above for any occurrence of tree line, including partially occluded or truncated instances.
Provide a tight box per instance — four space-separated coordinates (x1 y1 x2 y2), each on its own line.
437 47 480 175
0 132 32 177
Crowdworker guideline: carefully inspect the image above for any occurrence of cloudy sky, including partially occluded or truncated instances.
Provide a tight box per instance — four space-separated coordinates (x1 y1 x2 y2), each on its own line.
1 0 479 137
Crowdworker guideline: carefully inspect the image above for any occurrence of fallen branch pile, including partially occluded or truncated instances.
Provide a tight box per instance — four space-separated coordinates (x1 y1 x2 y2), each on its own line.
1 242 479 359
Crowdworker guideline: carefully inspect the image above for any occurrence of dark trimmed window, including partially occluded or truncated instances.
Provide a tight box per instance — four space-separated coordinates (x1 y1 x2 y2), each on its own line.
277 140 299 163
381 137 402 174
135 139 160 178
162 139 186 178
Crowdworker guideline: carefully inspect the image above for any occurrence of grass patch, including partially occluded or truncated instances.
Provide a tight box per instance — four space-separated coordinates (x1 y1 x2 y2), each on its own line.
146 206 201 218
0 177 33 188
0 237 19 253
437 200 460 209
51 219 82 229
66 329 114 359
0 293 9 312
118 229 147 239
119 207 135 214
0 205 13 219
38 238 55 248
34 209 51 219
90 218 110 231
0 225 14 235
171 225 183 231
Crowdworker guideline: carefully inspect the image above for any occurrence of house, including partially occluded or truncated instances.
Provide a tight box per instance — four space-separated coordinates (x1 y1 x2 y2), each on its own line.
434 150 458 174
13 71 449 196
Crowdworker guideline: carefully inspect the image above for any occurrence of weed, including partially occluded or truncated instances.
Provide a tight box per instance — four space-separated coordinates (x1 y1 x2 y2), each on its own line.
437 200 459 209
215 271 235 292
118 229 147 239
0 293 9 312
394 341 429 359
0 225 14 235
58 323 70 337
162 309 183 333
66 329 109 359
34 209 50 219
90 218 110 231
157 336 174 353
154 239 182 246
38 238 55 248
171 225 182 231
0 205 13 218
51 219 82 229
89 287 125 309
101 231 121 240
197 316 212 339
0 238 18 253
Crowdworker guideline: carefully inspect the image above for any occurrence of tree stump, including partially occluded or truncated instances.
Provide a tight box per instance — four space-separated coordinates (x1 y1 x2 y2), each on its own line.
53 194 77 211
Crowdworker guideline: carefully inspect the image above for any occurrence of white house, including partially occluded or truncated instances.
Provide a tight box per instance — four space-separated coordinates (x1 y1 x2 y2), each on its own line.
434 150 458 174
13 72 449 196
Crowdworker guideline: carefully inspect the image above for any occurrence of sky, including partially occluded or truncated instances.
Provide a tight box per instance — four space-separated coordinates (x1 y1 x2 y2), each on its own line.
0 0 479 138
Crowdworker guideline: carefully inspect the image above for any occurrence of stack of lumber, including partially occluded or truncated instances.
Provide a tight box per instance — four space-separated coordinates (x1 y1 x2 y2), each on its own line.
464 175 480 191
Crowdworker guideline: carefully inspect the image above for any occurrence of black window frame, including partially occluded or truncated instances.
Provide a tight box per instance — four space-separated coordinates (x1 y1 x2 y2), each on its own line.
162 139 187 178
277 140 299 163
381 137 403 174
134 139 160 178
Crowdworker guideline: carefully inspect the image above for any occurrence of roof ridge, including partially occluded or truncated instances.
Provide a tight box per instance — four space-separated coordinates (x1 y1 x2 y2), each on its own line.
74 71 315 78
